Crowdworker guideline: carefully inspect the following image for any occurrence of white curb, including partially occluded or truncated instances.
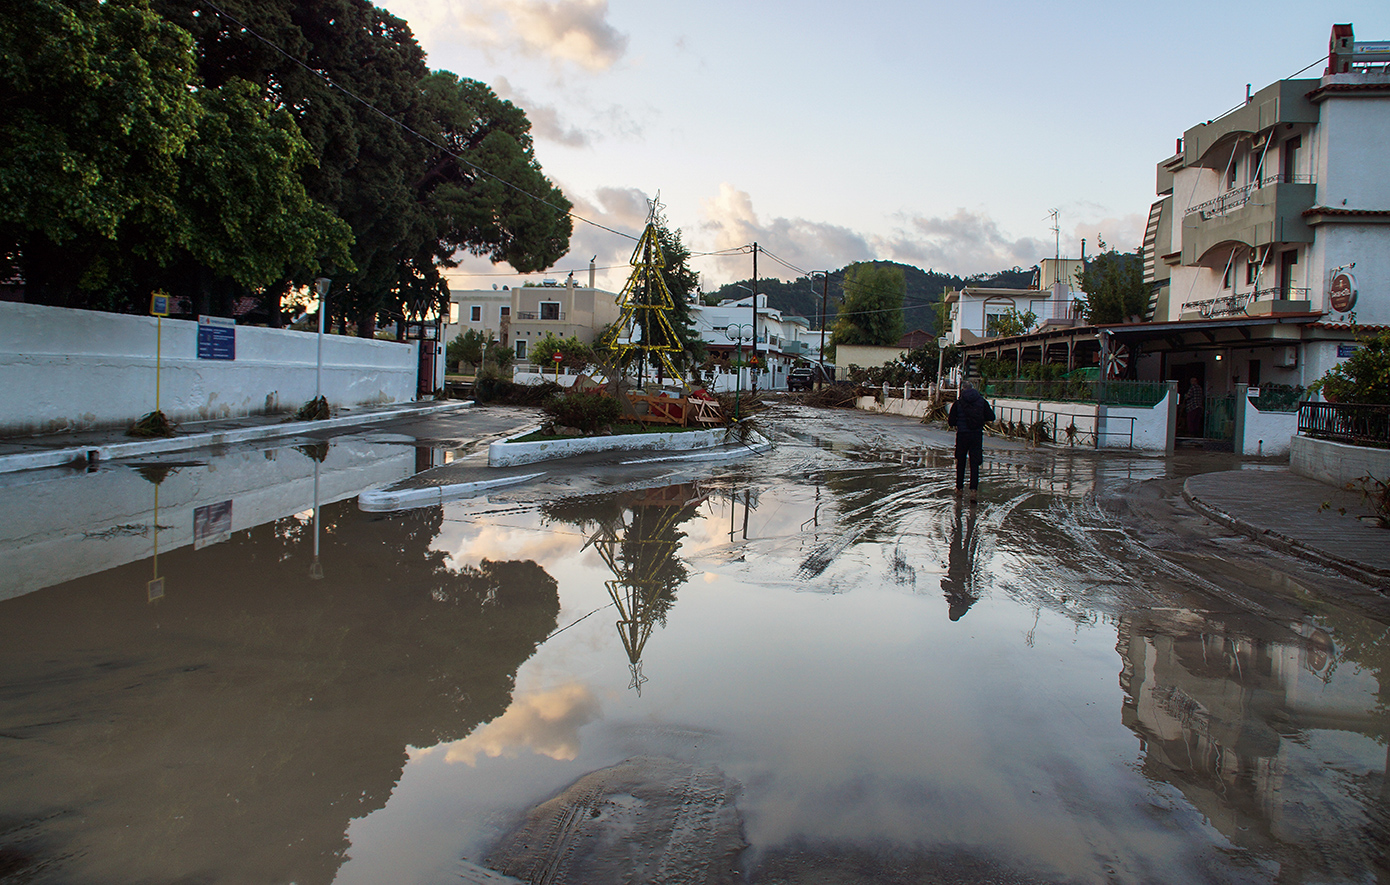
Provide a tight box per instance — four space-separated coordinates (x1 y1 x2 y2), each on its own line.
358 471 545 512
488 426 733 467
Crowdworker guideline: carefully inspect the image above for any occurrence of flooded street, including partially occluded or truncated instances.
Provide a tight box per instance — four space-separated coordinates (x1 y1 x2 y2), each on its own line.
1 405 1387 884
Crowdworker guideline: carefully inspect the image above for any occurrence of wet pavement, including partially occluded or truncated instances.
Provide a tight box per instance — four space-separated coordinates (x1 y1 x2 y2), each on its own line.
1 403 1387 884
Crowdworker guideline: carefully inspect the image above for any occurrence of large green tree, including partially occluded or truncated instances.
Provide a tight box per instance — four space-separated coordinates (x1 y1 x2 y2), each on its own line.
829 262 905 348
159 0 571 334
2 0 350 312
1077 244 1148 325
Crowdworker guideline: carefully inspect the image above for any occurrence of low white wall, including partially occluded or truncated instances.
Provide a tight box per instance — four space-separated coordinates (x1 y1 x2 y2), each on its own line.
1106 389 1173 451
489 426 730 467
855 396 932 419
1240 400 1298 458
0 301 418 436
1291 435 1390 488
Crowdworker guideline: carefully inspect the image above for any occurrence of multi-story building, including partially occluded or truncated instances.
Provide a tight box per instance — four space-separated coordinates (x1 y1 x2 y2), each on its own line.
443 277 621 365
1140 23 1390 391
687 294 813 391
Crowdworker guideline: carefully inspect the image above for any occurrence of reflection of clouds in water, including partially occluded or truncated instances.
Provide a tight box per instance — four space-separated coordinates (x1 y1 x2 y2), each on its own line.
439 683 602 766
431 513 592 570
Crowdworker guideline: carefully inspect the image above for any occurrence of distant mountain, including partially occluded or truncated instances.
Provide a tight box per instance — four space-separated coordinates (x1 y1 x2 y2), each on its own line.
707 261 1037 335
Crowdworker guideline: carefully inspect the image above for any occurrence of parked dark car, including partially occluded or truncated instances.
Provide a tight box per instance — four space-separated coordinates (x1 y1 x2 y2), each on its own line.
788 365 833 390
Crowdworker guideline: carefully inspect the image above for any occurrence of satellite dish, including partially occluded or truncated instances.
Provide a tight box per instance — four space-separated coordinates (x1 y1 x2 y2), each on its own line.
493 284 499 290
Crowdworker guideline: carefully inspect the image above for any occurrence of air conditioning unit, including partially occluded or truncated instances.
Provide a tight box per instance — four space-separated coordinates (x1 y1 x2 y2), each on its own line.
1274 346 1298 368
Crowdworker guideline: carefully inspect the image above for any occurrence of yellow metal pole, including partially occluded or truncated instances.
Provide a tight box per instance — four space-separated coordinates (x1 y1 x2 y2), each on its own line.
155 316 162 414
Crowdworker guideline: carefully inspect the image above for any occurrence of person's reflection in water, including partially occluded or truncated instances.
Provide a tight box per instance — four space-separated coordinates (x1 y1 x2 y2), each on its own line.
941 498 980 621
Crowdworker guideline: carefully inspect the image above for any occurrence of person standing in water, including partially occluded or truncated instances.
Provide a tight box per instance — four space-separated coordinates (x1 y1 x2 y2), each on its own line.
947 383 995 498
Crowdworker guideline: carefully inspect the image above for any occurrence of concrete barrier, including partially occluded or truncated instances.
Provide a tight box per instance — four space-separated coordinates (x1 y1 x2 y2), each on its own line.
489 426 733 467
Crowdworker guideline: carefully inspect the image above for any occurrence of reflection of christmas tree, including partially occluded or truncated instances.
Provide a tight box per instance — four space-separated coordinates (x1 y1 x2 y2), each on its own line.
581 484 707 694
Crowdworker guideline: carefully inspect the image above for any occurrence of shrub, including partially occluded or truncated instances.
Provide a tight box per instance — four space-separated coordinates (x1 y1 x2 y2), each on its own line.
1317 329 1390 404
542 391 621 434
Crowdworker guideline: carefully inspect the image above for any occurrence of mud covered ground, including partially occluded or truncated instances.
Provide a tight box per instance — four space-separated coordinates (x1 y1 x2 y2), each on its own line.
1 401 1386 884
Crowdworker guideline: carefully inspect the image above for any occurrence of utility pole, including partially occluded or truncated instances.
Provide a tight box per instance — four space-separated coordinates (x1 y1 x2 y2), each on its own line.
751 242 758 391
818 271 829 375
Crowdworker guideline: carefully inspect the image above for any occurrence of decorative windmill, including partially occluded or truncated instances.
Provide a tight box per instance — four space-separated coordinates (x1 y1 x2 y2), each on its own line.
603 198 684 385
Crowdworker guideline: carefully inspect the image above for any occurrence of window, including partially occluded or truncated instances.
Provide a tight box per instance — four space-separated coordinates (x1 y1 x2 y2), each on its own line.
1282 136 1301 182
539 301 560 321
1226 160 1238 191
1246 258 1260 286
1222 264 1232 289
500 306 511 319
1278 250 1298 295
470 305 481 322
515 339 528 360
448 303 460 324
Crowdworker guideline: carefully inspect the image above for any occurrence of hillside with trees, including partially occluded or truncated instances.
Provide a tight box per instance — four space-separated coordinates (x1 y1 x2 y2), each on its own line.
709 262 1035 336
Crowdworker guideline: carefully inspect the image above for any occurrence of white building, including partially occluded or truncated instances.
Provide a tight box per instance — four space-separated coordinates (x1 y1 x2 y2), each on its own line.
687 294 814 391
945 258 1086 346
1140 23 1390 392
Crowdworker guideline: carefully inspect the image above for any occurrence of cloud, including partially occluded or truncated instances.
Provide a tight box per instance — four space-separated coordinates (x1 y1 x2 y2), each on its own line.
874 210 1048 275
419 0 627 71
700 184 875 283
493 77 589 147
442 682 601 765
1066 213 1148 256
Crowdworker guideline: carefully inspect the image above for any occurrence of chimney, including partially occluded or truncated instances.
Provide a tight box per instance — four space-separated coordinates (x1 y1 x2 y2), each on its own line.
589 256 596 289
1328 24 1354 74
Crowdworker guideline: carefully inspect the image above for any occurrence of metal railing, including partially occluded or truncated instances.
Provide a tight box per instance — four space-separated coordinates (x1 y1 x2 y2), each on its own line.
990 405 1136 449
515 310 566 321
1249 384 1308 413
1184 173 1315 218
984 379 1167 407
1298 402 1390 449
1181 287 1311 318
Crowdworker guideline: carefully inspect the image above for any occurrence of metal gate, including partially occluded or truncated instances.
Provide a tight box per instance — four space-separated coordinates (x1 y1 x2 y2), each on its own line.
1204 393 1235 441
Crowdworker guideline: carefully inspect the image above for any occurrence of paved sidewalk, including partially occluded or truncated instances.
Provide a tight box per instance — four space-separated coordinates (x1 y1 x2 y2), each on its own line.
1184 468 1390 585
0 399 472 475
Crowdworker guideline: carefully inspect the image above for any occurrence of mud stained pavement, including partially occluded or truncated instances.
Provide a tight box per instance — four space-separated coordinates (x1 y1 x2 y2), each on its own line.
486 756 745 885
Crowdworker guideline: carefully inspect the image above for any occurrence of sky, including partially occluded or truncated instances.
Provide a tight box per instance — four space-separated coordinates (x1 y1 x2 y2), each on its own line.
375 0 1390 293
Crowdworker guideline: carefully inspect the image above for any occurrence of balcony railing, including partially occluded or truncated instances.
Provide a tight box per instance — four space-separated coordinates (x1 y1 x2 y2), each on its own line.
1299 402 1390 449
1181 287 1311 318
1184 173 1315 218
515 310 566 321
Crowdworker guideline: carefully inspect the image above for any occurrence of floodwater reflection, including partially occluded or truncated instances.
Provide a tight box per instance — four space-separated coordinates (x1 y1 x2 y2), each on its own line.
3 429 1389 884
0 493 559 885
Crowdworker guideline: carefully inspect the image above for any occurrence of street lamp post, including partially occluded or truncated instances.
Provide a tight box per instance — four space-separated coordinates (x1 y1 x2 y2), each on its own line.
314 277 331 401
725 323 754 420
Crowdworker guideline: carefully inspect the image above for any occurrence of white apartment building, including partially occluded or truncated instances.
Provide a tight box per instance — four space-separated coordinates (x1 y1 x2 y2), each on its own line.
1140 23 1390 390
687 294 813 391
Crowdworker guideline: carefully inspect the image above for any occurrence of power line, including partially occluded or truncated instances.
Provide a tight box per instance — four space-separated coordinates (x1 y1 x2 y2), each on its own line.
197 0 639 243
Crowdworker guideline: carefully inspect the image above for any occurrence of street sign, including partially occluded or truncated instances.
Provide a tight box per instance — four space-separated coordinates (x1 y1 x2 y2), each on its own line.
197 315 236 360
150 293 169 317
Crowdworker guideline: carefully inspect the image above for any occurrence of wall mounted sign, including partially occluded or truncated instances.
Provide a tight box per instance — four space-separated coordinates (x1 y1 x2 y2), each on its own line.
197 315 236 360
1328 271 1358 313
1337 343 1360 358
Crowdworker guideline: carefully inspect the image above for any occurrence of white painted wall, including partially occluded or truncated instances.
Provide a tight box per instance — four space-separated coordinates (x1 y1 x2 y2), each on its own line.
1239 398 1298 457
1291 434 1390 489
0 302 418 436
1107 388 1174 451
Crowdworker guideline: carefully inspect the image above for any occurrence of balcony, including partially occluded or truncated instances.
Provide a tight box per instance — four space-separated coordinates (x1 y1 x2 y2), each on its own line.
1180 288 1311 319
515 310 566 321
1180 179 1315 265
1182 79 1317 167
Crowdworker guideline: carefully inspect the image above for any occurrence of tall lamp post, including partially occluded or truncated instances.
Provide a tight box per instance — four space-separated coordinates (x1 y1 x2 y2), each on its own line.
314 277 331 401
725 323 754 420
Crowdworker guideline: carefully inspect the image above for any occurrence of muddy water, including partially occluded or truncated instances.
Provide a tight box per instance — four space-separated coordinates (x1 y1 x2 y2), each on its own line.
1 408 1387 884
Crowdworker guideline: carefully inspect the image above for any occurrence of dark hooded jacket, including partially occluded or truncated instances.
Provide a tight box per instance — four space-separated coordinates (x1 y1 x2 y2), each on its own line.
947 387 995 440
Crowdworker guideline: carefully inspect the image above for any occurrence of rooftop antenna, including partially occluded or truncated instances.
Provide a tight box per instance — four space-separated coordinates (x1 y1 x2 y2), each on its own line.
1048 209 1060 264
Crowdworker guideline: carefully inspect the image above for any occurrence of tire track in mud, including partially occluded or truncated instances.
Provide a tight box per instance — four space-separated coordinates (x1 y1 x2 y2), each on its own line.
484 756 744 885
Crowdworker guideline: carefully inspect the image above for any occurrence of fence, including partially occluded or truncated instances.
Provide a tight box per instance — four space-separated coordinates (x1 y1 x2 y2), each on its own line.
983 379 1167 407
1298 402 1390 449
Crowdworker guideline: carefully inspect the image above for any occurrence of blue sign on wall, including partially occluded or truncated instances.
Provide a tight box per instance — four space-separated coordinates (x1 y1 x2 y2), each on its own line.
1337 344 1359 358
197 315 236 360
